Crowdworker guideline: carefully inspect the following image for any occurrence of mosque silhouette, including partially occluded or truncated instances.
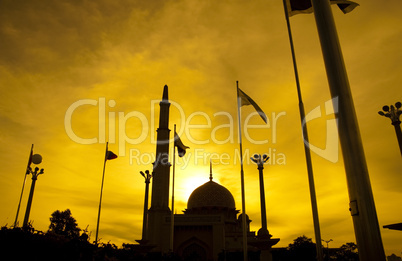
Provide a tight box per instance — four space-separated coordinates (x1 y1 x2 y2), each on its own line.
136 85 279 261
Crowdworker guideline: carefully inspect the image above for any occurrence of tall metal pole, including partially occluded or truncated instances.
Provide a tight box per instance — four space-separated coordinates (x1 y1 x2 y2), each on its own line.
394 124 402 155
14 144 33 227
23 172 37 228
140 170 152 242
378 102 402 156
258 163 268 237
322 239 332 261
236 81 248 261
95 142 109 245
170 124 177 253
23 166 44 228
251 154 270 239
310 0 385 259
282 1 324 259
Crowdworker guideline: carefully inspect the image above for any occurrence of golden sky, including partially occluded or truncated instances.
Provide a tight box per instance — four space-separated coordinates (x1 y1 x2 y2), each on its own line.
0 0 401 256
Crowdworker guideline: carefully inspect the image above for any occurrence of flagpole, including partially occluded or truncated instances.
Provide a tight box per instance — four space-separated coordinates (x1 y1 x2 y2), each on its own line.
95 142 108 245
282 2 324 260
236 81 248 261
170 124 177 253
310 0 385 260
14 144 33 227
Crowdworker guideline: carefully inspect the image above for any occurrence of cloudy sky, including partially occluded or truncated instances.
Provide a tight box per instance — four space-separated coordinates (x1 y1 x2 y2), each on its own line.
0 0 401 256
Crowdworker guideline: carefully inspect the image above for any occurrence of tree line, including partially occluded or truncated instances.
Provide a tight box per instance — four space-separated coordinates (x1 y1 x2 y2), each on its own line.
0 208 385 261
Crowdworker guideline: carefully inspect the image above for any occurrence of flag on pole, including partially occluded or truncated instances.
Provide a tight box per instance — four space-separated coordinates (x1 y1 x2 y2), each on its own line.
285 0 359 16
174 132 189 157
96 143 117 244
282 1 327 259
106 150 118 160
237 87 268 124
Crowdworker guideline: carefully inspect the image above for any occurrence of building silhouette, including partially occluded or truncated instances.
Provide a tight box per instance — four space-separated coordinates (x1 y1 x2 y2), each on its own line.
140 85 279 261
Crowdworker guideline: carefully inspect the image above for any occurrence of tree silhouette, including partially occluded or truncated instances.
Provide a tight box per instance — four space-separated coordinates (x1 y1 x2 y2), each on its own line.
334 242 359 261
388 254 402 261
287 235 317 261
48 209 81 239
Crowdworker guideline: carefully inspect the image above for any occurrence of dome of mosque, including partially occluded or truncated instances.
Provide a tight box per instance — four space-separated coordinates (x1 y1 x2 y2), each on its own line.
187 180 236 209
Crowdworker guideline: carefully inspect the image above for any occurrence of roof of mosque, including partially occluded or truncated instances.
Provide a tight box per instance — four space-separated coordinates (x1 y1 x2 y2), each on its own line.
187 180 236 209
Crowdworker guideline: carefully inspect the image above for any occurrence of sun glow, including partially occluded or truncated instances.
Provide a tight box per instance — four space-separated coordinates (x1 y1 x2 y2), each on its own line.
176 173 209 204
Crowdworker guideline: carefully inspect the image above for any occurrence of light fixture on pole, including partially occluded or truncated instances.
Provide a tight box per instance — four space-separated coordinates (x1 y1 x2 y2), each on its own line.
250 154 270 239
322 239 333 261
23 154 44 228
378 102 402 156
322 238 333 248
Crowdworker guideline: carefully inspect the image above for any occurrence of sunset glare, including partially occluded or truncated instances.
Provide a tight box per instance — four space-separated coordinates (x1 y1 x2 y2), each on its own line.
0 0 401 257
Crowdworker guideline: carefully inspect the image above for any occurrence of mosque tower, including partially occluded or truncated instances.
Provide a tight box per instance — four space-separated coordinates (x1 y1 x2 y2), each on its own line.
147 85 171 252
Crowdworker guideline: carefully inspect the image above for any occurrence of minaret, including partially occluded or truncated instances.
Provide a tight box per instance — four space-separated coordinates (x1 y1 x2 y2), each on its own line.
147 85 171 252
209 161 213 181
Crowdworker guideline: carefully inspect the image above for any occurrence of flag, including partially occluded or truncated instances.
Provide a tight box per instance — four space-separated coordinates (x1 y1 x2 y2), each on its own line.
237 87 267 124
106 150 118 160
174 132 189 157
285 0 359 16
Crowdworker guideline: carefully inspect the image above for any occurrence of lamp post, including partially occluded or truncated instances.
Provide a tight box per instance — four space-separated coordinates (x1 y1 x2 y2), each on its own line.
322 239 333 261
23 154 44 228
139 170 152 243
251 154 271 239
378 102 402 156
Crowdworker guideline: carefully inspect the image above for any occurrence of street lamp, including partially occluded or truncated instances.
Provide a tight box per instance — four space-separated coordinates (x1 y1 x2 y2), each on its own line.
250 154 271 239
378 102 402 155
322 239 333 261
139 170 152 243
23 154 44 228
